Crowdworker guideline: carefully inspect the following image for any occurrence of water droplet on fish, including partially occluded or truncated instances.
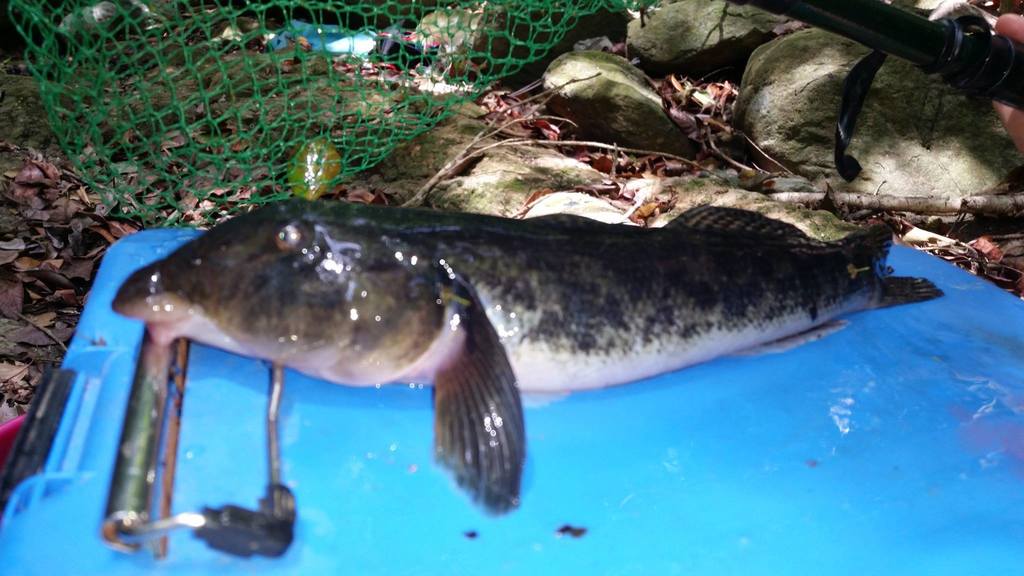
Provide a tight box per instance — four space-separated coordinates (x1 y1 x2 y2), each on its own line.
409 255 418 265
374 315 382 322
350 308 359 321
290 334 298 342
394 251 404 261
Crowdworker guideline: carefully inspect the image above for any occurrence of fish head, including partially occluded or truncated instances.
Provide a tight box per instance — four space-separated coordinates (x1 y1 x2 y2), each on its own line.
113 201 447 382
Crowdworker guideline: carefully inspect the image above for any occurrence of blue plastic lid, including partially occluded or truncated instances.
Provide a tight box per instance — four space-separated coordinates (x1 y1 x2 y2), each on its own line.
1 229 1023 574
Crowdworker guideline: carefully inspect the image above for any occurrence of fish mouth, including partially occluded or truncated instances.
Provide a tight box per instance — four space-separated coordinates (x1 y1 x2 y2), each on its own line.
112 265 193 323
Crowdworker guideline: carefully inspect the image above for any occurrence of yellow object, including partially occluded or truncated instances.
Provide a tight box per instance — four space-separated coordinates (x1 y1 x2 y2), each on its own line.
288 138 342 200
846 263 871 279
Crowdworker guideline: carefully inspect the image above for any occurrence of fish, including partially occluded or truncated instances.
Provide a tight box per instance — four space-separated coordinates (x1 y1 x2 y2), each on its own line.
112 200 942 513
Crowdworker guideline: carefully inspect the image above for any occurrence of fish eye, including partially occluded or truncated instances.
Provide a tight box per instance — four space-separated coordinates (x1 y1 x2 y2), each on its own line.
275 223 304 251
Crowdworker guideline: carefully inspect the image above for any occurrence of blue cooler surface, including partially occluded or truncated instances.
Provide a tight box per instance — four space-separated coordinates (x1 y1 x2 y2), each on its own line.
1 229 1023 575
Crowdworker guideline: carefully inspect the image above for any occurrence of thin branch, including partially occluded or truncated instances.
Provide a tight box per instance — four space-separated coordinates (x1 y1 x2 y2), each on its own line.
704 126 754 173
743 134 794 175
529 140 704 170
15 312 68 352
767 190 1024 217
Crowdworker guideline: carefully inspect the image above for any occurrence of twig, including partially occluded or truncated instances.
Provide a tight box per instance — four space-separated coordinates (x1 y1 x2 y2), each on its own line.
529 140 704 170
704 126 754 173
743 134 795 175
15 312 68 352
767 190 1024 217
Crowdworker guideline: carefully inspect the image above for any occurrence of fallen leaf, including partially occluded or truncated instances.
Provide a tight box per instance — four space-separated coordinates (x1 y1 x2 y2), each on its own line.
107 221 139 239
0 239 26 251
0 275 24 318
62 258 96 281
12 256 41 271
667 107 699 139
9 324 69 346
88 226 116 244
0 251 18 265
591 155 615 174
346 188 377 204
13 161 50 186
0 362 29 383
971 236 1005 263
23 269 75 290
631 201 660 221
53 288 80 306
26 311 56 328
49 197 85 223
160 131 188 151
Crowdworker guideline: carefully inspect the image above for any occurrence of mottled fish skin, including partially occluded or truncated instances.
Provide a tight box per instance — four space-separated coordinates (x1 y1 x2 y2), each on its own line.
112 200 941 513
115 200 899 392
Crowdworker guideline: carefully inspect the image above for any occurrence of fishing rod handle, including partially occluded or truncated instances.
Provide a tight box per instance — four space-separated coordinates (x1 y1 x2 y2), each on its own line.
729 0 1024 109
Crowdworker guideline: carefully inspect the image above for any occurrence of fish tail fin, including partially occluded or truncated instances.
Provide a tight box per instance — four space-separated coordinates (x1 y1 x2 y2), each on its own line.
840 225 943 307
877 276 944 308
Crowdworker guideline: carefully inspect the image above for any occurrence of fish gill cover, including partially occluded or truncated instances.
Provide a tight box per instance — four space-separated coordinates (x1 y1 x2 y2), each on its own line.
8 0 654 224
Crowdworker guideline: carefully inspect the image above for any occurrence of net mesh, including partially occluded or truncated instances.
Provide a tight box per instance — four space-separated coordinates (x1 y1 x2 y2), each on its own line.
10 0 641 222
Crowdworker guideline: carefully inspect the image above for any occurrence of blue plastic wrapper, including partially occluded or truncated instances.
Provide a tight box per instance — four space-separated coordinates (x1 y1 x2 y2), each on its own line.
268 20 377 55
1 229 1023 574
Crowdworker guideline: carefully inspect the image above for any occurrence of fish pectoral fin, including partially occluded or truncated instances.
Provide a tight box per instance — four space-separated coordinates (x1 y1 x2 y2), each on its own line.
732 320 850 357
433 294 525 515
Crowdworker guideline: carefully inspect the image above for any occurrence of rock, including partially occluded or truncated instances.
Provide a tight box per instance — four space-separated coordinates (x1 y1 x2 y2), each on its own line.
427 144 606 216
502 8 630 87
367 104 607 216
734 28 1023 201
542 51 694 157
626 0 782 77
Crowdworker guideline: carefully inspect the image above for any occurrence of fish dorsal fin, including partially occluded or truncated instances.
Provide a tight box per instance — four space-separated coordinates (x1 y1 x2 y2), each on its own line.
669 205 811 240
433 284 525 514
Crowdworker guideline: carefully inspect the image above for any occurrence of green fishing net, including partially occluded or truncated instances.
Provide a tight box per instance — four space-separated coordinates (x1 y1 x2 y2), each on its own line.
9 0 644 222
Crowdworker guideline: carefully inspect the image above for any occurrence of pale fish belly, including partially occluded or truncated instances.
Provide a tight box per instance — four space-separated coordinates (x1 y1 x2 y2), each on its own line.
503 305 863 393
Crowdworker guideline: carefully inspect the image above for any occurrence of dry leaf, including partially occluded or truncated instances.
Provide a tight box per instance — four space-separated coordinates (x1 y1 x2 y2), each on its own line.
591 155 615 174
12 256 41 271
0 362 29 383
971 236 1004 262
0 239 26 251
27 311 57 328
107 221 139 239
0 275 24 318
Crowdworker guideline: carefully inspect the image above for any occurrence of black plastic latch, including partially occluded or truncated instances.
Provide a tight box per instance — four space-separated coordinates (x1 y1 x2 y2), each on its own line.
193 484 296 558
